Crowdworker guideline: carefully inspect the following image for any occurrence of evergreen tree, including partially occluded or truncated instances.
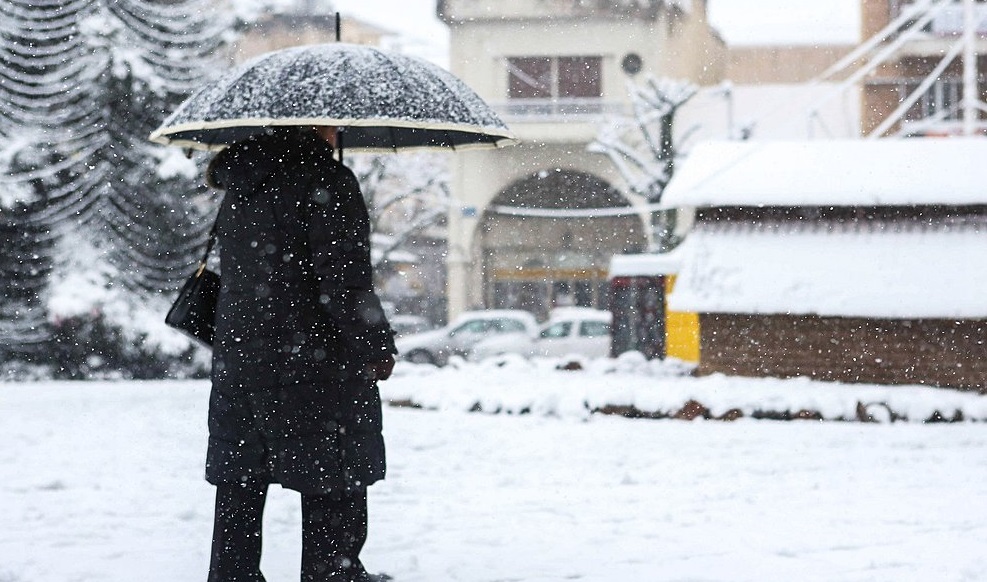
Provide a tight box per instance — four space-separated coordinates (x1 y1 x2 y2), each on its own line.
0 0 83 353
0 204 52 359
0 0 235 373
88 0 226 294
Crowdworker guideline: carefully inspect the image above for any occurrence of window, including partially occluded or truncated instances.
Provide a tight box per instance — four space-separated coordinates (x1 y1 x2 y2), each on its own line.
540 322 572 339
558 57 602 98
508 56 602 100
495 319 530 333
579 321 610 338
509 57 552 99
900 78 963 122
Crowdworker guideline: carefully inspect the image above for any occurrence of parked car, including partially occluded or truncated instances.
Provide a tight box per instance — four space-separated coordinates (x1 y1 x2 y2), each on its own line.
395 309 539 366
468 307 612 361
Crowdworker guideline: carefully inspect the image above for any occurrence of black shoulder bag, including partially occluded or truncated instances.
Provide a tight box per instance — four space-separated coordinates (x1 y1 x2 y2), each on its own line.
165 218 220 347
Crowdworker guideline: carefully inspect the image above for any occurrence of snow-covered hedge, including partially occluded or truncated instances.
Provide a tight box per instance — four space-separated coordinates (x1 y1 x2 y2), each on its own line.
381 352 987 423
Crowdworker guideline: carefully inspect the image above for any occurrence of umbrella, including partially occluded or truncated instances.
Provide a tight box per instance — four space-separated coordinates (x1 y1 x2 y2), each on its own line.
149 43 518 153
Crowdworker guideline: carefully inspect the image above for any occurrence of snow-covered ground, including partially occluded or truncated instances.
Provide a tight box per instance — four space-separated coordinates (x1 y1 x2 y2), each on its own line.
1 368 985 582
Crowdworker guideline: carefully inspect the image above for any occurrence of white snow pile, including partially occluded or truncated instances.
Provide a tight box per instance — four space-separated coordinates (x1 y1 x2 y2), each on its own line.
381 353 987 423
46 233 193 358
154 147 198 181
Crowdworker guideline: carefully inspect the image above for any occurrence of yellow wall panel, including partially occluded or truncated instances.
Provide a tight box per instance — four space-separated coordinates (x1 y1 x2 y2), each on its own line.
666 311 700 363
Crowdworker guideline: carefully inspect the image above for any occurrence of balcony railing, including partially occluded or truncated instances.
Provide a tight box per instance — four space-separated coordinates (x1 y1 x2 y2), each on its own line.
898 77 964 122
895 1 987 35
491 98 628 122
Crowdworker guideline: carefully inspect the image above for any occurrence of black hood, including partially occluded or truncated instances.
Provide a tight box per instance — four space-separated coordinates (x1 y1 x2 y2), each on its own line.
206 127 335 193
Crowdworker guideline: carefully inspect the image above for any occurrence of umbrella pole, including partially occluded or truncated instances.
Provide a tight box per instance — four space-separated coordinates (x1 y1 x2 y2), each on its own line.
332 13 343 162
328 13 342 162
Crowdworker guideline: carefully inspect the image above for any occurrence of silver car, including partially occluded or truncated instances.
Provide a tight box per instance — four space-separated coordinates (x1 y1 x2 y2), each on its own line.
395 309 539 366
468 307 612 361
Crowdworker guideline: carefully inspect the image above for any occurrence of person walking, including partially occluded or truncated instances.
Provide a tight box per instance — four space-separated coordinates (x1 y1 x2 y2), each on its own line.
204 126 396 582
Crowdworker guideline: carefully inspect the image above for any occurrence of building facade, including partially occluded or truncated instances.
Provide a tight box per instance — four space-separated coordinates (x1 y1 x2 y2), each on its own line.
438 0 725 320
230 4 390 62
861 0 987 136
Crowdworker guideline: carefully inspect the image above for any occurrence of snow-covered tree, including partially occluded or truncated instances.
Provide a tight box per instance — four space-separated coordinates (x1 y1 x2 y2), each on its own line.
347 152 450 268
590 75 697 252
0 0 95 353
0 0 447 375
0 0 235 372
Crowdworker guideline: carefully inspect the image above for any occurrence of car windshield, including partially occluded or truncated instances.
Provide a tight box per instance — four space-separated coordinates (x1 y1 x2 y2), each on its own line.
451 320 493 335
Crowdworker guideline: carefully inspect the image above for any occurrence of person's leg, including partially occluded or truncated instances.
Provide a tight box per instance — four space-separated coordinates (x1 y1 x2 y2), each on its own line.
300 488 369 582
209 481 269 582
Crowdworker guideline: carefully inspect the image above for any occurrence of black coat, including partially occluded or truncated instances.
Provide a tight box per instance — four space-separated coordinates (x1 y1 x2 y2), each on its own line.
204 128 395 494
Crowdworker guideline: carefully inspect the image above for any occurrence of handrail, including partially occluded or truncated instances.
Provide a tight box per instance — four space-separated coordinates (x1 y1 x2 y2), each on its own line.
491 98 628 121
896 1 987 35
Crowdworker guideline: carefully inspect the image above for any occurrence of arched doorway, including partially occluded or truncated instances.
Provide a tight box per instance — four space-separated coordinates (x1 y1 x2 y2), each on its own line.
479 169 646 319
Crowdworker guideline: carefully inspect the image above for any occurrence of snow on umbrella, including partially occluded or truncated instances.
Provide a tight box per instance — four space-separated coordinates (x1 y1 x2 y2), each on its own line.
149 43 517 153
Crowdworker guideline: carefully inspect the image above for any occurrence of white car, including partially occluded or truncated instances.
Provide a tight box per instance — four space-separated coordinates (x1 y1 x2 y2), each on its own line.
468 307 612 361
395 309 539 366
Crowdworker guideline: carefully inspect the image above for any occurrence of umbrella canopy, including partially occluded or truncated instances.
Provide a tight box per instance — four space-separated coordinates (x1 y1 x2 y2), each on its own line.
149 43 518 153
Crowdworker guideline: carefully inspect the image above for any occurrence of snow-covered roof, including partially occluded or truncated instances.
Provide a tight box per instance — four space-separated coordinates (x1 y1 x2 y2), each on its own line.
608 249 685 277
660 138 987 209
668 219 987 318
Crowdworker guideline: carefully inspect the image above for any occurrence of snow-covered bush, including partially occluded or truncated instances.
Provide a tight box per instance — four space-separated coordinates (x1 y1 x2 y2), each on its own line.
46 314 208 380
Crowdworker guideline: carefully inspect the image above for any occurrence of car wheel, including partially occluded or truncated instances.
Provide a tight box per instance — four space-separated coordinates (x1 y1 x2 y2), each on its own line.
407 350 436 365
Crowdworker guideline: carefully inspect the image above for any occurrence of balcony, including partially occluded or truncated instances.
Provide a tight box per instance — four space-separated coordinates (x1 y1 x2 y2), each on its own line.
895 1 987 36
492 98 628 122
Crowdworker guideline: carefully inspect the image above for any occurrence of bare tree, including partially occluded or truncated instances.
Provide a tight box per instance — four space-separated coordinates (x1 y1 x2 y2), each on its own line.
347 152 450 268
590 75 697 252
